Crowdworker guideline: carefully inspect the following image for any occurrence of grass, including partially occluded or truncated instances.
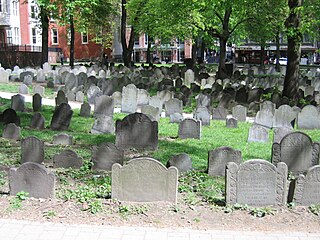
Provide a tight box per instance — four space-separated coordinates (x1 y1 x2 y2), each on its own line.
0 83 56 98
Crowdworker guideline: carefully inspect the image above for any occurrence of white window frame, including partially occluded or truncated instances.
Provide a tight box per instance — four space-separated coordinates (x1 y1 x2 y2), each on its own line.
31 5 37 19
6 29 12 44
12 0 18 16
51 28 58 45
81 32 88 44
13 27 20 44
32 28 37 44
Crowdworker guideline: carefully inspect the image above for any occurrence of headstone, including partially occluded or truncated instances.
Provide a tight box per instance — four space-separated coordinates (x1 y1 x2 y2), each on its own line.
297 105 320 129
149 96 163 112
36 69 45 83
169 113 183 123
32 93 42 112
178 118 201 139
193 107 211 126
33 85 45 97
273 105 295 128
112 157 178 203
254 109 274 128
111 91 122 107
0 68 9 83
121 84 138 113
50 103 73 131
232 105 247 122
9 162 55 198
226 160 288 206
1 108 20 126
87 85 102 104
23 74 33 86
212 107 228 120
141 105 161 122
21 136 44 164
53 133 73 145
293 165 320 206
208 146 242 176
272 132 319 176
93 95 114 117
2 123 21 140
30 112 45 130
75 91 84 103
115 113 158 150
166 153 192 173
184 69 195 85
165 98 183 117
247 124 269 143
226 117 238 128
137 89 150 106
53 149 83 169
260 101 275 114
19 84 29 94
11 94 25 112
273 127 293 143
55 90 68 106
91 116 115 134
92 142 124 171
65 73 77 91
80 102 91 117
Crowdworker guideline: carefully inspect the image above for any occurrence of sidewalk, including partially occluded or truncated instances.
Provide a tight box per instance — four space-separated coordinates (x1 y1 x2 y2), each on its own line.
0 219 319 240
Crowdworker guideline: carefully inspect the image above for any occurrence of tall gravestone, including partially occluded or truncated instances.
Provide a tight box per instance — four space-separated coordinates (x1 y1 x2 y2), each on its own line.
178 118 201 139
121 84 138 113
92 142 124 171
11 94 25 112
226 160 288 206
112 157 178 203
50 103 73 130
21 136 45 164
32 93 42 112
93 95 114 117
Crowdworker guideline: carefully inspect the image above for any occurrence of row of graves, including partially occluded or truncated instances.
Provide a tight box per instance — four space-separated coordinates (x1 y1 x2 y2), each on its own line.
0 62 320 207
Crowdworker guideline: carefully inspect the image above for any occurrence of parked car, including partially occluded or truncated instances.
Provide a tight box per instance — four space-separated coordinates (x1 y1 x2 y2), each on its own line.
279 58 287 65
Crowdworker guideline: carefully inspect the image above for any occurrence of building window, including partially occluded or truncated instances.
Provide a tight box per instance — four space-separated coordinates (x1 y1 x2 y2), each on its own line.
0 0 3 12
81 32 88 44
31 5 37 18
32 28 37 44
12 1 18 16
6 29 12 44
14 27 20 44
52 28 58 45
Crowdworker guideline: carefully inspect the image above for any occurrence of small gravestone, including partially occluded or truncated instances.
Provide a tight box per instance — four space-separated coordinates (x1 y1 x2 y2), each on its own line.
33 85 45 97
2 108 20 126
232 105 247 122
254 109 274 128
178 118 201 139
21 136 44 164
75 91 84 102
260 101 275 114
80 102 91 117
2 123 21 140
226 160 288 206
121 84 138 113
273 127 293 143
36 69 45 82
11 94 25 112
272 132 319 176
66 91 76 101
247 124 269 143
165 98 183 117
0 68 9 83
53 133 73 145
32 93 42 112
137 89 150 106
193 107 211 126
19 84 29 94
196 93 211 109
30 112 45 130
184 69 195 85
208 146 242 176
212 107 228 120
273 105 295 128
112 157 178 203
55 90 68 106
141 105 161 122
149 96 163 112
23 75 33 86
93 95 114 117
9 162 55 198
92 142 124 171
115 113 158 150
53 149 83 169
91 116 115 134
170 113 183 123
112 91 122 107
166 153 192 173
226 117 238 128
297 105 320 129
50 103 73 131
293 165 320 206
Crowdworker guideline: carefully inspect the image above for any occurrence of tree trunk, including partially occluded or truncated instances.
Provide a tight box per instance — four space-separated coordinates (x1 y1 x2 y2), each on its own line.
191 41 197 69
40 6 48 65
260 44 265 66
121 0 135 67
283 0 302 100
146 40 151 64
275 30 281 72
217 37 228 79
69 16 75 68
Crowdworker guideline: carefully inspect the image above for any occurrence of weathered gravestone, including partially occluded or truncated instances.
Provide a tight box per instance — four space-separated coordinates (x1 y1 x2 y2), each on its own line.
11 94 25 112
232 105 247 122
178 118 201 139
293 165 320 205
272 132 319 176
121 84 138 113
226 160 288 206
194 107 211 126
53 149 83 169
141 105 161 122
91 116 115 134
170 113 183 123
36 69 45 82
208 146 242 176
75 91 84 103
137 89 150 106
149 96 163 112
165 98 183 117
32 93 42 112
260 101 275 114
53 133 73 145
65 73 77 91
247 124 269 143
92 142 124 171
115 113 158 150
1 108 20 126
226 117 238 128
2 123 21 140
0 68 9 83
21 136 44 164
212 107 228 120
50 103 73 130
30 112 45 130
297 105 320 129
55 90 68 106
273 105 296 128
273 127 293 143
87 85 102 105
19 84 29 94
93 95 114 117
112 157 178 203
196 93 211 109
184 69 195 85
254 109 274 128
166 153 192 173
80 102 91 117
33 85 45 97
9 162 55 198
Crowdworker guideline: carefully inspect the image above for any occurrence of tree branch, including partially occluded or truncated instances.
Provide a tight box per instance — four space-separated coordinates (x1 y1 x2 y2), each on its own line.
214 11 223 24
229 17 253 35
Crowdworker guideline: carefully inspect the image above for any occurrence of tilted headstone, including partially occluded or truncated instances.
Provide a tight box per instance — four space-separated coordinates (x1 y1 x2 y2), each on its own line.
247 124 269 143
55 90 68 106
116 113 158 150
297 105 320 129
53 149 83 169
232 105 247 122
208 146 242 176
11 94 25 112
226 160 288 206
212 107 228 120
93 95 114 117
92 142 124 171
193 107 211 126
178 118 201 139
19 84 29 94
293 165 320 206
32 93 42 112
21 136 44 164
121 84 138 113
9 162 55 198
273 105 295 128
91 116 115 134
112 157 178 203
50 103 73 131
226 117 238 128
273 127 293 143
53 133 73 145
272 132 319 176
254 109 274 128
2 123 21 140
166 153 192 173
80 102 91 117
30 112 45 130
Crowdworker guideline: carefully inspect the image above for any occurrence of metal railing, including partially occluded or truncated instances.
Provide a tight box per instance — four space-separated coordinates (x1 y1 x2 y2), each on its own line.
0 44 42 52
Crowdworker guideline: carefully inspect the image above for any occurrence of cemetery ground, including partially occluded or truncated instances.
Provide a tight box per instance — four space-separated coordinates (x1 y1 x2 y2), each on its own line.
0 85 319 233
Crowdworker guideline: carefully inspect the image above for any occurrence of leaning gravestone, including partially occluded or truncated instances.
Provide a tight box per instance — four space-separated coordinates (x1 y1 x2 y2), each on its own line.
91 116 115 134
273 105 295 128
93 95 114 117
247 124 269 143
9 162 55 198
53 149 83 169
112 157 178 203
92 142 124 171
50 103 73 131
178 118 201 139
208 146 242 176
30 112 45 130
254 109 274 128
226 117 238 128
232 105 247 122
212 107 228 120
11 94 25 112
53 133 73 145
32 93 42 112
293 165 320 206
121 84 138 113
115 113 158 150
21 136 44 164
2 123 21 140
1 108 20 126
55 90 68 106
272 132 319 176
80 102 91 117
297 105 320 129
194 107 211 126
226 160 288 206
166 153 192 173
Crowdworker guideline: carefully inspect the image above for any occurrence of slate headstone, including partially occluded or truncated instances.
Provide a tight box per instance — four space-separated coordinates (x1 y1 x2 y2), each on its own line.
93 95 114 117
193 107 211 126
247 124 269 143
91 116 115 134
212 107 228 120
80 102 91 117
53 133 73 145
32 93 42 112
30 112 45 130
50 103 73 131
178 118 201 139
226 117 238 128
166 153 192 173
92 142 124 171
232 105 247 122
21 136 44 164
2 123 21 140
11 94 25 112
53 149 83 169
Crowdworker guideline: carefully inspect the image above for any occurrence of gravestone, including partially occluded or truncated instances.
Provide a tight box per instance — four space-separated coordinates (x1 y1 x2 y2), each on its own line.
11 94 25 112
232 105 247 122
75 91 84 103
53 133 73 145
80 102 91 117
116 113 158 150
92 142 124 171
169 113 183 123
53 149 83 169
226 117 238 128
21 136 44 164
66 91 76 101
196 93 211 109
149 96 163 112
121 84 138 113
273 105 295 128
30 112 45 130
193 107 211 126
208 146 242 176
36 69 45 82
33 85 45 97
184 69 195 85
272 132 319 176
137 89 150 106
226 160 288 206
212 107 228 120
112 157 178 203
23 75 33 86
273 127 293 143
55 90 68 106
50 103 73 131
32 93 42 112
293 165 320 206
91 116 115 134
19 84 29 94
141 105 161 122
254 109 274 128
65 73 77 91
178 118 201 139
2 123 21 140
297 105 320 129
260 101 275 114
9 162 55 198
87 85 102 104
166 153 192 173
0 68 9 83
2 108 20 126
165 98 183 117
93 95 114 117
247 124 269 143
112 91 122 107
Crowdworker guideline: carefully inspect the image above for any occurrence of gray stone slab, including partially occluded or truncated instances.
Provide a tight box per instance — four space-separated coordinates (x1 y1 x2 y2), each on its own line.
92 142 124 171
30 112 45 130
80 102 91 117
91 116 115 134
297 105 320 129
53 133 73 145
178 118 201 139
93 95 114 117
2 123 21 140
53 149 83 169
50 103 73 131
247 124 269 143
166 153 192 173
21 136 44 164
